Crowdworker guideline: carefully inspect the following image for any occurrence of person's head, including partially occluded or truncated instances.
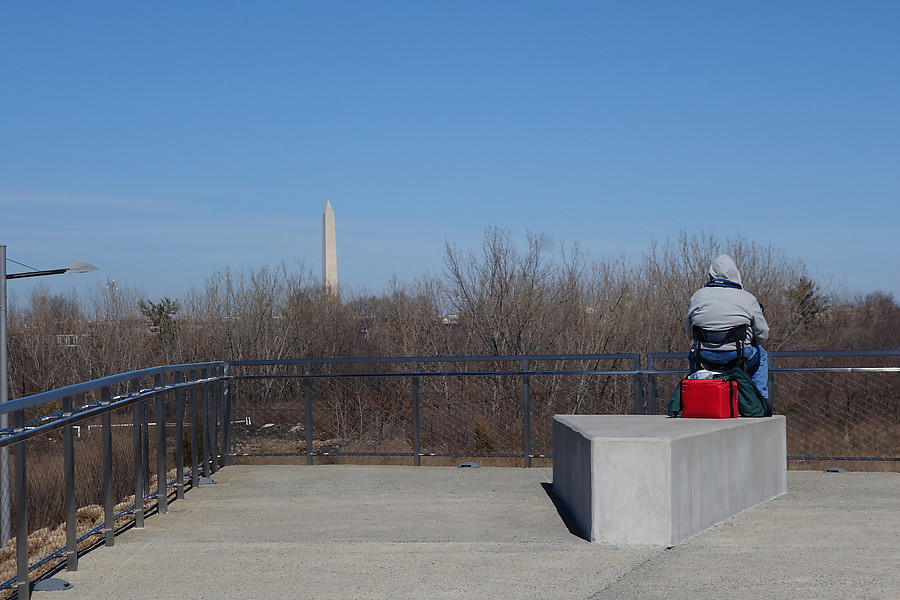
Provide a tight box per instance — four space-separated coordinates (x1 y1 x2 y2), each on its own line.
706 254 742 288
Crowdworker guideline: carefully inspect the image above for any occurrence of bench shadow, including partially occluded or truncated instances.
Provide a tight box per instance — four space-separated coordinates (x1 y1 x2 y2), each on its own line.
541 482 588 541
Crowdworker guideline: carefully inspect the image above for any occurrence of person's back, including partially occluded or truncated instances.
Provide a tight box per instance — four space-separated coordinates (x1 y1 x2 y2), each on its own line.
684 254 769 398
684 254 768 349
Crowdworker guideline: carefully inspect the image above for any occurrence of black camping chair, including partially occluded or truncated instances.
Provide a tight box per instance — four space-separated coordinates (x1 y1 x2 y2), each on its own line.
691 324 749 373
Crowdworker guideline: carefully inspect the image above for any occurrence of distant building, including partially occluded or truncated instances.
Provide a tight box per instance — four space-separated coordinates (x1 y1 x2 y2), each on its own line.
55 333 84 347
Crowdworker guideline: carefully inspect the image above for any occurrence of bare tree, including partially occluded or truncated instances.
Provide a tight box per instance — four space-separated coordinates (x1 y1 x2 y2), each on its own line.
6 286 88 397
85 281 154 378
443 227 576 356
635 232 817 353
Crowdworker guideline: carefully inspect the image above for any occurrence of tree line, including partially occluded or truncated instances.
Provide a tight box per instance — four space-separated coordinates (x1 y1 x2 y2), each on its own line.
7 230 899 399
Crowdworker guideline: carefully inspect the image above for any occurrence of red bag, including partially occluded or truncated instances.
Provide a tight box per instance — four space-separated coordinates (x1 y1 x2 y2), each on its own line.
680 379 738 418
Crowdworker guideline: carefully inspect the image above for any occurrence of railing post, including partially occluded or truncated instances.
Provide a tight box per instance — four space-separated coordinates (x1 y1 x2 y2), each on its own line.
209 372 218 474
216 367 225 470
633 355 644 414
221 365 233 467
101 386 115 547
132 379 144 529
155 374 167 514
14 409 29 599
209 371 217 474
0 438 9 549
174 371 185 499
189 370 199 489
209 372 218 475
412 361 420 467
522 359 531 468
201 369 211 478
647 355 658 415
142 394 150 499
63 395 77 571
304 364 313 466
208 370 215 476
767 354 776 415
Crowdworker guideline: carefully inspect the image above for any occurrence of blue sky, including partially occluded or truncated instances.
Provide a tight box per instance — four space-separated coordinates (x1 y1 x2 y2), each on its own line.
2 1 898 304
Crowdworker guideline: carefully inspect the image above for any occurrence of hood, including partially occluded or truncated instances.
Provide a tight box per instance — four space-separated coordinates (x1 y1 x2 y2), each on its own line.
707 254 743 287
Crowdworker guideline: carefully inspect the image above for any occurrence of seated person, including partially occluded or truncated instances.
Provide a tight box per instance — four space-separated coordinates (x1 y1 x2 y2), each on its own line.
684 254 769 398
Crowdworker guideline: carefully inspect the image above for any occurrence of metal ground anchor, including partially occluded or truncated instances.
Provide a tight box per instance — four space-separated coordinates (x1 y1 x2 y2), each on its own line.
32 577 73 591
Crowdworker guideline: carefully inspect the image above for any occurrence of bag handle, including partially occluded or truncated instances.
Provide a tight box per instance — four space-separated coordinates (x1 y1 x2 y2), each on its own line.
730 379 737 417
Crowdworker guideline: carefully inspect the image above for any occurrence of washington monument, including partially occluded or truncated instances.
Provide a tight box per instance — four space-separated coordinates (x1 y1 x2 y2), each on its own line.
322 201 338 293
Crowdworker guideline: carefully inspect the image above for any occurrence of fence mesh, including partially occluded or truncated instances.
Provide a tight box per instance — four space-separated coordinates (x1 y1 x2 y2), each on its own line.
231 357 644 467
651 354 900 469
230 356 899 470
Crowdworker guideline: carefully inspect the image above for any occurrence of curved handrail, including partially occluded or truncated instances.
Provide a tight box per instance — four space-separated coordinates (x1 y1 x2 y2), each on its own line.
0 361 227 416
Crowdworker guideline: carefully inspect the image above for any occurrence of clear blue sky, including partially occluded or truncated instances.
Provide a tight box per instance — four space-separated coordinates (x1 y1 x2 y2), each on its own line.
2 1 898 304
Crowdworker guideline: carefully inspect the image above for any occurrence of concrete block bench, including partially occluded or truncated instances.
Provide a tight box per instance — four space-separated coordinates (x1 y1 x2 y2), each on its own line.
552 414 786 547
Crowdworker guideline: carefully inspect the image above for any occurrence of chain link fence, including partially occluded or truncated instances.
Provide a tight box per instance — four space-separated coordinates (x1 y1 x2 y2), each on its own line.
769 352 899 470
649 350 900 470
229 352 899 470
228 356 643 467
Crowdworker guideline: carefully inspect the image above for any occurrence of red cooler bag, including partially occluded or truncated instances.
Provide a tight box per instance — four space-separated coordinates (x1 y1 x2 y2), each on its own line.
680 379 738 418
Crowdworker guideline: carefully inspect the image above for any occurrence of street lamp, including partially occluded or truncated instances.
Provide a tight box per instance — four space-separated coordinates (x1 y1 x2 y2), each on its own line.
0 245 98 545
4 262 99 280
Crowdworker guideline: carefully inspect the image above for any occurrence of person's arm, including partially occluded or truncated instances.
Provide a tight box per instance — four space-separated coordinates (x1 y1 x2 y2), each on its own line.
683 304 695 341
749 299 769 345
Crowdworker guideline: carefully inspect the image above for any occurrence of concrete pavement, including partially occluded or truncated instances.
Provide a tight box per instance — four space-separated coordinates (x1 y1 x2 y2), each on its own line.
35 465 900 600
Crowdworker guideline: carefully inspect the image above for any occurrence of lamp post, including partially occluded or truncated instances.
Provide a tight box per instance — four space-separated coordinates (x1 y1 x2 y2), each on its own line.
0 245 98 545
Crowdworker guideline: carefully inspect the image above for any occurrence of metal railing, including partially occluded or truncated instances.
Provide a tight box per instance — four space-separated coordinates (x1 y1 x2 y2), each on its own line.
0 350 898 597
647 349 900 462
227 354 643 467
0 363 229 598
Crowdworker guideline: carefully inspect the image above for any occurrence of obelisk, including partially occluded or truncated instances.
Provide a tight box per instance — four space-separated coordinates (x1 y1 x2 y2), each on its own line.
322 201 338 294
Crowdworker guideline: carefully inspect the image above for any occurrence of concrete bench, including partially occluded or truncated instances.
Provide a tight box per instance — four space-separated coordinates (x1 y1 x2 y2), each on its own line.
552 414 786 547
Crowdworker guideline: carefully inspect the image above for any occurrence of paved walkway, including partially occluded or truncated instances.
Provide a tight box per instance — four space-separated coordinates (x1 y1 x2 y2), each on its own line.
36 465 900 600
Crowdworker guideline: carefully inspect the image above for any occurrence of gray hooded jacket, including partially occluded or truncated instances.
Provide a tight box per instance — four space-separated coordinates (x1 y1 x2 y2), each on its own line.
683 254 769 350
